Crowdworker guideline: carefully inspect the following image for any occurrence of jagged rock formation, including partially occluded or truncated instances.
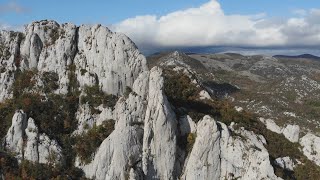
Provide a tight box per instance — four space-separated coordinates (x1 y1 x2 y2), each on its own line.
4 110 27 159
275 157 296 171
0 31 22 101
142 67 179 179
182 116 280 180
77 87 147 179
259 118 300 143
2 20 320 180
282 124 300 143
75 24 147 95
0 20 147 100
300 133 320 166
4 110 62 165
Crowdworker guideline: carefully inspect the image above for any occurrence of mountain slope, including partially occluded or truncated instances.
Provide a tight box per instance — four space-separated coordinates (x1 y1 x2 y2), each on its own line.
1 20 320 180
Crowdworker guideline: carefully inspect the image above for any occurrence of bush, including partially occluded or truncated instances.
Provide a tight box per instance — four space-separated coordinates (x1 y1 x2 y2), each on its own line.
67 64 79 94
75 120 115 164
41 71 59 93
12 69 37 97
187 133 196 153
0 99 16 140
0 155 88 179
81 85 118 112
164 69 199 102
80 69 87 76
49 27 60 45
124 86 132 98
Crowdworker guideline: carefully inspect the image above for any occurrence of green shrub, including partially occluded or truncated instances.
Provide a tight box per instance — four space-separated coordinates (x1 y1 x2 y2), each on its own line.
67 64 79 94
80 69 87 76
12 69 37 97
0 99 16 140
0 153 88 179
187 133 196 152
81 85 118 112
41 71 59 93
163 69 199 102
124 86 132 98
49 27 60 45
75 120 115 164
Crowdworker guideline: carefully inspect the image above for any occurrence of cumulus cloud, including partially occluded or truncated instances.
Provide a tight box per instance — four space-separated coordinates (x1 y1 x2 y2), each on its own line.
0 1 29 14
113 0 320 51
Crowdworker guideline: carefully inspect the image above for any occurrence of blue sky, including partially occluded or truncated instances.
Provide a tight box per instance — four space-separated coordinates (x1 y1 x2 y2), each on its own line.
1 0 318 26
1 0 320 55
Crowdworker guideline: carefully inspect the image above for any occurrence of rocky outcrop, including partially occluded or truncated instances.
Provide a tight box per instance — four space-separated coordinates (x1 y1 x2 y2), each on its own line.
1 20 147 97
77 90 147 179
259 118 300 143
74 24 147 95
259 118 282 134
142 67 179 179
181 116 221 180
0 31 23 101
20 21 78 94
282 125 300 143
300 133 320 166
182 116 280 180
73 104 114 135
275 157 296 171
4 110 62 165
4 110 27 159
76 66 149 179
24 118 62 165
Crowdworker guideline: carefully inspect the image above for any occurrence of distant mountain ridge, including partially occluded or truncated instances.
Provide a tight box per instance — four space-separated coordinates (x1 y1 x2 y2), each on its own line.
273 54 320 60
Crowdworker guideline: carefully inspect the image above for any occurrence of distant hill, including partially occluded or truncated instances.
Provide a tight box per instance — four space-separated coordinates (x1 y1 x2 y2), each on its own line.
273 54 320 60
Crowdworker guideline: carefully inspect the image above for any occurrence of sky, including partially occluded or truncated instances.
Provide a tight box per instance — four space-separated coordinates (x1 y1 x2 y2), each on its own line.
1 0 320 55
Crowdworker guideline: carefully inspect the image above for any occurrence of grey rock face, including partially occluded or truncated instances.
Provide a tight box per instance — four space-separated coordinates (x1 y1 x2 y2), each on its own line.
1 20 147 98
275 157 296 171
4 111 62 165
0 31 23 101
75 24 147 95
4 110 27 157
182 116 280 180
300 133 320 166
142 67 179 180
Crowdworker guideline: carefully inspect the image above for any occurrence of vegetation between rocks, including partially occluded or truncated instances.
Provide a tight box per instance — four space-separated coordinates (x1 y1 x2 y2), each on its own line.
0 68 85 178
74 120 115 164
80 84 118 113
0 150 88 179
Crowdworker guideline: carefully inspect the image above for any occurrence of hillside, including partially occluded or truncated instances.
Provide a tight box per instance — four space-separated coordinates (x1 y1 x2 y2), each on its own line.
1 20 320 180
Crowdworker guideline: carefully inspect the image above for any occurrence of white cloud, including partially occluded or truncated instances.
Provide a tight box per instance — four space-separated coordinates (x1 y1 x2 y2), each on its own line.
293 9 307 16
113 0 320 50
